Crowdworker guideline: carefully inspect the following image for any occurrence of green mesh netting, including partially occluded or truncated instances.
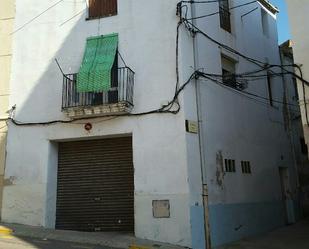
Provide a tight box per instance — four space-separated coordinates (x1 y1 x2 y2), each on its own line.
77 33 118 92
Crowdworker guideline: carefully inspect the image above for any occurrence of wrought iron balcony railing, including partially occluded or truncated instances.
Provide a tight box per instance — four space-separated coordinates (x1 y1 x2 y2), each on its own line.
62 67 134 110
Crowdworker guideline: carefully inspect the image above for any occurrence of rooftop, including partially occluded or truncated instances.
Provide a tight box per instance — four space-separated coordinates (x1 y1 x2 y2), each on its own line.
258 0 279 14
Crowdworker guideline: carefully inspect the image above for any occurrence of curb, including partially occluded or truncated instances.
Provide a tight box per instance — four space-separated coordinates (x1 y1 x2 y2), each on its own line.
0 226 13 235
129 245 152 249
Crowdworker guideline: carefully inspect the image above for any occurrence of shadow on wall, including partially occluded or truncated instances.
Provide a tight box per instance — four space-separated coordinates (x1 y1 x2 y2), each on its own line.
3 4 128 228
2 7 90 225
4 1 192 247
12 12 100 122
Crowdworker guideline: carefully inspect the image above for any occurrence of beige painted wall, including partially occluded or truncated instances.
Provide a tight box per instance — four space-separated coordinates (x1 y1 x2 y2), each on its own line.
286 1 309 131
286 0 309 215
0 0 15 215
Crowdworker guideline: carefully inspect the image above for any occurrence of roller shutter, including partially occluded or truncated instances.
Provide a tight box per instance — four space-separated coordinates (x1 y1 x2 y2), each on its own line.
56 137 134 232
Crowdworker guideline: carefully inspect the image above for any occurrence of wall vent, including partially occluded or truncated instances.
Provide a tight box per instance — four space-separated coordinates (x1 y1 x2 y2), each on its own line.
224 159 236 172
241 161 252 174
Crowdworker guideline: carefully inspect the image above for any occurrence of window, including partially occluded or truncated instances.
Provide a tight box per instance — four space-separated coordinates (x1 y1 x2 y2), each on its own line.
261 8 269 37
219 0 231 32
241 161 252 174
267 72 274 106
221 55 237 88
88 0 117 20
225 159 236 172
293 77 299 101
300 138 308 155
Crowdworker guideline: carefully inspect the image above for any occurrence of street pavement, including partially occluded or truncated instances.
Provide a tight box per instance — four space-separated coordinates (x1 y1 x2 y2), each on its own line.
217 219 309 249
0 236 112 249
0 219 308 249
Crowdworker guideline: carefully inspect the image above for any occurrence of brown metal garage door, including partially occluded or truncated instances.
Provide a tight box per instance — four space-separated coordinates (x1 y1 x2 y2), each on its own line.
56 137 134 232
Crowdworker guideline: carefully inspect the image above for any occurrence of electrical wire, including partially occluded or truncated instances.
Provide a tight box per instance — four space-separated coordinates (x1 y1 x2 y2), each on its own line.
59 8 86 27
0 123 8 130
199 71 300 108
8 70 196 126
118 51 128 68
184 18 309 87
9 65 301 126
186 0 257 21
241 7 259 19
199 74 301 113
8 1 307 127
181 14 309 124
11 0 65 35
181 0 237 4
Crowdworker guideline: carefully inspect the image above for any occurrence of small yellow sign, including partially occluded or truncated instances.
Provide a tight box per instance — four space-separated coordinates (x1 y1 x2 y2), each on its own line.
186 120 198 134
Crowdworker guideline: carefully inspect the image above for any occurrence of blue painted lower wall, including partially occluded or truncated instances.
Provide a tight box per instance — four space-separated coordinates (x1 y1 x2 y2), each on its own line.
208 201 286 248
190 205 206 249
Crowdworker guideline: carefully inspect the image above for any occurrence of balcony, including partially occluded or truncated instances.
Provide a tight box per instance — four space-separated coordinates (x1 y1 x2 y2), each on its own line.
62 67 134 118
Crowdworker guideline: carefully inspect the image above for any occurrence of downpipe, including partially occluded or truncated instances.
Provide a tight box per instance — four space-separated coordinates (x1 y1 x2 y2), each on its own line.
190 3 212 249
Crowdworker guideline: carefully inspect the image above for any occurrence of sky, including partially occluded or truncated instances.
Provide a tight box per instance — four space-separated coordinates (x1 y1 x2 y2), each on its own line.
271 0 291 44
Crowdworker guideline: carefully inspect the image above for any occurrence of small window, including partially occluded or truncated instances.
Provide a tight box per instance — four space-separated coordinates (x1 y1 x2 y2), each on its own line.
88 0 117 20
225 159 236 172
219 0 231 32
293 77 299 101
241 161 252 174
261 8 269 37
267 72 274 106
221 56 237 88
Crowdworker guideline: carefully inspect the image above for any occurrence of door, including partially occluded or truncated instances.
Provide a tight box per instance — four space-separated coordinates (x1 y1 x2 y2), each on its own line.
279 167 296 224
56 137 134 232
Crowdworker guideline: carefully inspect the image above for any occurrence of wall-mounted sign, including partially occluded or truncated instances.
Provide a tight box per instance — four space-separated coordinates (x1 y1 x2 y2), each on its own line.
152 200 170 218
186 120 198 134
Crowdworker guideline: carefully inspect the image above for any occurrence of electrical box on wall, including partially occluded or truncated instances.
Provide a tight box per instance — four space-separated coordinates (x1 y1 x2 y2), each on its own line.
152 200 170 218
186 120 198 134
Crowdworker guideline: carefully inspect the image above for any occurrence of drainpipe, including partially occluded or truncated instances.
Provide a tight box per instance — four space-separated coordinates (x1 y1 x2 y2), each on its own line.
190 3 211 249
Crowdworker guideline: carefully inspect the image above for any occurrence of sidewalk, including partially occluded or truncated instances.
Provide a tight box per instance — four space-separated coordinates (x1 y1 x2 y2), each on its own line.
0 223 185 249
216 219 309 249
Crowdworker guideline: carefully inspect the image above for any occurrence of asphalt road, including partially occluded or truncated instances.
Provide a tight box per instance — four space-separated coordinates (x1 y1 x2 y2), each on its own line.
0 236 112 249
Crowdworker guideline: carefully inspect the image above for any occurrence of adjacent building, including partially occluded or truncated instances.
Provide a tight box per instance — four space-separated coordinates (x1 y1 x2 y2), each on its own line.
1 0 305 248
279 40 309 218
0 0 15 217
286 0 309 216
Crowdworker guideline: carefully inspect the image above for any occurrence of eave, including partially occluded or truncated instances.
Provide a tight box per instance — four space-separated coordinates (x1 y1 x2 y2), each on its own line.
258 0 279 14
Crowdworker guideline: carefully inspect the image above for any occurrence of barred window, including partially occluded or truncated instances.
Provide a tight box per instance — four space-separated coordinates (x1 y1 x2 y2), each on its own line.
219 0 231 32
221 55 237 88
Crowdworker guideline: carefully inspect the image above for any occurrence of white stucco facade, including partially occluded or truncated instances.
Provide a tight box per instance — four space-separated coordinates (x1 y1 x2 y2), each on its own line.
3 0 194 246
2 0 304 248
0 0 15 218
183 1 303 247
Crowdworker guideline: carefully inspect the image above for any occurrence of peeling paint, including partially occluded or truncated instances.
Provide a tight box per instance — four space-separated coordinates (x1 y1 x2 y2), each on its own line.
3 176 16 186
215 151 225 188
